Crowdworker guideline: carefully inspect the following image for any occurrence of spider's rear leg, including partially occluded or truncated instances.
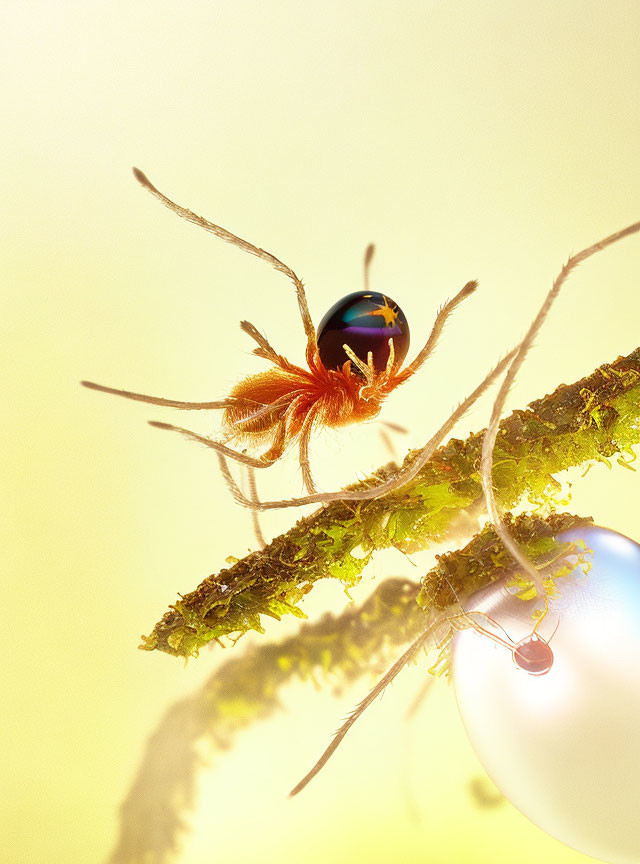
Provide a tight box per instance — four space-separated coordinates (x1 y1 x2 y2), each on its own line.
148 414 288 469
245 466 266 549
298 405 320 495
81 380 246 411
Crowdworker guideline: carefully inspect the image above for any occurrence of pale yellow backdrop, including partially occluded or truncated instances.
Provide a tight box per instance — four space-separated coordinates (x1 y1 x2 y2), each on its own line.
3 2 640 863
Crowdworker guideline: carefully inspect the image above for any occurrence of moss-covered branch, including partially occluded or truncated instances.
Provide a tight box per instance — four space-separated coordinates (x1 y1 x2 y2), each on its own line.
142 347 640 658
115 511 590 863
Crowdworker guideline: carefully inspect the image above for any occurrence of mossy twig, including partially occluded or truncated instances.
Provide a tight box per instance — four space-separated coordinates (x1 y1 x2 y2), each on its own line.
115 511 591 862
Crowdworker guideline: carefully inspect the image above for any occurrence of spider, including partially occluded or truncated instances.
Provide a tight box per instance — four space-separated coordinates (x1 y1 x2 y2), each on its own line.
82 167 479 516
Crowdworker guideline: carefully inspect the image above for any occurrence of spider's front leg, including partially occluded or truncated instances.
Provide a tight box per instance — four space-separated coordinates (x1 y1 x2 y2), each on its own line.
132 168 319 364
391 280 478 387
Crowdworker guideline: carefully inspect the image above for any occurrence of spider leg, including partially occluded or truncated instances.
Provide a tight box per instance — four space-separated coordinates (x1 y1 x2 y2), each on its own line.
245 466 266 549
132 168 317 360
81 380 246 410
216 453 245 507
148 416 287 468
391 280 478 386
228 396 294 429
289 616 441 796
225 346 518 510
480 217 640 601
239 320 297 371
298 405 321 494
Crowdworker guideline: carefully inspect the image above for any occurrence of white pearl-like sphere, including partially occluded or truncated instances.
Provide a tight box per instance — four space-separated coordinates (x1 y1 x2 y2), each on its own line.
452 525 640 864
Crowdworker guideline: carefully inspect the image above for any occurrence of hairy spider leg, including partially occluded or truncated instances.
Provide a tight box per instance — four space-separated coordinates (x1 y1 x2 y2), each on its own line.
239 320 298 371
391 280 478 386
289 615 442 797
481 218 640 603
80 380 253 411
148 392 310 469
148 414 288 469
245 466 266 549
298 402 322 494
132 168 318 364
290 578 557 796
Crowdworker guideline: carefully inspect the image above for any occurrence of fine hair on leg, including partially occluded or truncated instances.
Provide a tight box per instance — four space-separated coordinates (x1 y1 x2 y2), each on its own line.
246 466 266 549
239 320 295 370
147 392 309 469
132 168 317 359
289 616 442 796
80 380 251 411
392 280 478 385
480 218 640 602
298 405 320 495
147 414 288 469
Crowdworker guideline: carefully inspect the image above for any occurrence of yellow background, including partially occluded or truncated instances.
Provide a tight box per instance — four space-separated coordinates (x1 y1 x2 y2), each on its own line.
3 2 640 863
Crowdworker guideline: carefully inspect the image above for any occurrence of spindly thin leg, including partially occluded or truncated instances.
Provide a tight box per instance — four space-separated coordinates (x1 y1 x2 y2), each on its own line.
391 280 478 386
148 416 287 468
227 397 293 431
81 380 244 410
480 217 640 601
239 320 300 372
298 405 320 494
216 454 245 507
246 467 266 549
289 616 441 796
132 168 317 360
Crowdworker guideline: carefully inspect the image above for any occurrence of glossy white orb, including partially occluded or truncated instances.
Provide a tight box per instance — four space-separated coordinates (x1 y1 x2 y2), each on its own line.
452 525 640 864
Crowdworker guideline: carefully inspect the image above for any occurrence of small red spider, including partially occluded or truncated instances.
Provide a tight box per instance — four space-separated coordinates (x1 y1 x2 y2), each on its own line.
82 168 478 515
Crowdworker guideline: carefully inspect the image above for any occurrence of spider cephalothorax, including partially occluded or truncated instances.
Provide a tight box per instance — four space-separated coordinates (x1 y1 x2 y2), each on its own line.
82 168 477 524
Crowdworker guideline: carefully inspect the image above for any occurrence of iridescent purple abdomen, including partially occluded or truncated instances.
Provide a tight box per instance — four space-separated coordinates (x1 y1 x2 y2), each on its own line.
316 291 410 373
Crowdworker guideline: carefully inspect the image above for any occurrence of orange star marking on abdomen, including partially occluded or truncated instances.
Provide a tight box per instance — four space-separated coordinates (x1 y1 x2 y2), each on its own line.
368 296 400 327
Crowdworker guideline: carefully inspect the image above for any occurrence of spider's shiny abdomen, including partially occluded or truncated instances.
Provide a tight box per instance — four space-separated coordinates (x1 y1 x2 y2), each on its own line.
316 291 410 373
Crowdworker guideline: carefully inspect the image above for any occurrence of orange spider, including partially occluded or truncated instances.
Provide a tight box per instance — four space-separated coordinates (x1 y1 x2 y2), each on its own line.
82 168 478 506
